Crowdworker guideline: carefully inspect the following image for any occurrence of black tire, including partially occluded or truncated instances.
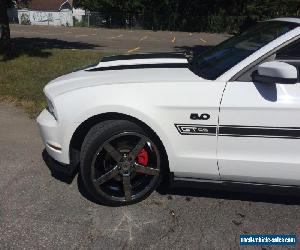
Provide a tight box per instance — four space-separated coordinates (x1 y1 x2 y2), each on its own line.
80 120 163 206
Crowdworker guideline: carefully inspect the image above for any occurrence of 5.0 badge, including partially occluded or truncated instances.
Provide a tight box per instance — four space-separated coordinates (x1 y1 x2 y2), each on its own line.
190 113 210 120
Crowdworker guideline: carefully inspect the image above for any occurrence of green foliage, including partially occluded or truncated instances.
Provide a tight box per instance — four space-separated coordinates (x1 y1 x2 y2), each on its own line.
73 0 300 32
6 0 30 8
73 17 88 27
0 47 102 117
20 13 30 25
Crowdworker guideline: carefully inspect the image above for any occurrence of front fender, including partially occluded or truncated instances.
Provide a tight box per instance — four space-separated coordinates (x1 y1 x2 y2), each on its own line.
54 85 175 168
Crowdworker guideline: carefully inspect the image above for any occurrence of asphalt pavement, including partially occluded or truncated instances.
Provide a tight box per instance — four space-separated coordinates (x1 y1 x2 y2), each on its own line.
1 103 300 249
10 24 228 53
1 25 300 250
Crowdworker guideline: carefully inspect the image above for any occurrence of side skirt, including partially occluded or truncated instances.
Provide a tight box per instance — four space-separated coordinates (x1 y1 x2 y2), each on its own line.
171 175 300 196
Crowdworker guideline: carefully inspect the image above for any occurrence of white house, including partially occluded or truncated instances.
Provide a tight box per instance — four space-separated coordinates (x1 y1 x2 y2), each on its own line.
18 0 74 26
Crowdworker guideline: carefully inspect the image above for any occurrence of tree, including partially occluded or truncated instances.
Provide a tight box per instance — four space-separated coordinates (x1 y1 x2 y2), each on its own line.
0 0 14 43
73 0 143 27
44 0 300 32
0 0 30 44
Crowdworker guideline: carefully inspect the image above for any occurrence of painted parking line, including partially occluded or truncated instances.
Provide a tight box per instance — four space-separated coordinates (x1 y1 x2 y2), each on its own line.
140 35 148 41
200 38 207 43
171 37 176 43
127 47 141 53
109 34 123 39
10 30 27 33
91 34 97 36
76 34 89 37
42 33 61 36
12 30 60 36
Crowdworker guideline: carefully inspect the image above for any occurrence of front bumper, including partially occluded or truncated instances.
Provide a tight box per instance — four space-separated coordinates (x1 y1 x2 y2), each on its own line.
37 108 70 164
43 150 78 176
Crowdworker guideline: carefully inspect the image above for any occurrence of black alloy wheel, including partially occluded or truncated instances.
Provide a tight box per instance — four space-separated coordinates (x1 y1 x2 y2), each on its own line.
80 120 163 206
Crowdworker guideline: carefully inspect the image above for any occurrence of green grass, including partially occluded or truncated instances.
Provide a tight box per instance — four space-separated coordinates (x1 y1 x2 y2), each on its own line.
0 48 103 117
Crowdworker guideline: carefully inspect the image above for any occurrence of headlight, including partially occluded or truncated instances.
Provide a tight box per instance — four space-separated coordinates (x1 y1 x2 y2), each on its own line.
45 96 57 120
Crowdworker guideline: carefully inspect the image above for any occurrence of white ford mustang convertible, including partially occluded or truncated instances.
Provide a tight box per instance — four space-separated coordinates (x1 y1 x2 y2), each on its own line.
37 18 300 205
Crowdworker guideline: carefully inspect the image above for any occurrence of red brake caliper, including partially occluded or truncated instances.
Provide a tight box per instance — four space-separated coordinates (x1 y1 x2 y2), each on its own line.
136 148 149 166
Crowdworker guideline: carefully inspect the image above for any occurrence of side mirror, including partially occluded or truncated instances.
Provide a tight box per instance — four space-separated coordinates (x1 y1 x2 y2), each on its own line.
252 61 298 84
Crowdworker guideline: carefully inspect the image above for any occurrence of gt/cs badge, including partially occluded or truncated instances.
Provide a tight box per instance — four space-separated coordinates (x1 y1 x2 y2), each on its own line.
175 124 216 135
190 113 210 120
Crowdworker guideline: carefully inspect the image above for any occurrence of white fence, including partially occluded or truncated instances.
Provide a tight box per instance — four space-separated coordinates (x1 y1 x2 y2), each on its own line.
18 9 73 26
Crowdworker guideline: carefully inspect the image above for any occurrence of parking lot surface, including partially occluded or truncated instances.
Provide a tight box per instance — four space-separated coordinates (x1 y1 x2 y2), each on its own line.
10 24 228 53
1 103 300 249
1 25 300 249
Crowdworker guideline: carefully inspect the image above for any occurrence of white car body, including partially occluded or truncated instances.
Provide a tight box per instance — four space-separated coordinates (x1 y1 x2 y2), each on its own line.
37 18 300 188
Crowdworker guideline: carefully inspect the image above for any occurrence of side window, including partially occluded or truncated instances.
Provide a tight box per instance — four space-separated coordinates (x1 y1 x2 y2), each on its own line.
276 39 300 60
276 39 300 75
235 55 275 82
235 38 300 82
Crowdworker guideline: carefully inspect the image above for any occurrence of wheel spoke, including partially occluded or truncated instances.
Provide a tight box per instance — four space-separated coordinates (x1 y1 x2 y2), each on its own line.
93 166 119 185
134 164 160 176
103 142 122 162
122 174 132 201
129 137 147 159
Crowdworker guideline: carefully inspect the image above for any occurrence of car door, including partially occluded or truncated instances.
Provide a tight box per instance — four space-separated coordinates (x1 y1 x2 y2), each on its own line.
218 38 300 186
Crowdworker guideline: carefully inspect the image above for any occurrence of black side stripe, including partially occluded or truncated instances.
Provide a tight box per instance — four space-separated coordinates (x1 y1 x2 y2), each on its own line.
219 125 300 139
86 63 188 72
175 124 300 139
101 53 186 62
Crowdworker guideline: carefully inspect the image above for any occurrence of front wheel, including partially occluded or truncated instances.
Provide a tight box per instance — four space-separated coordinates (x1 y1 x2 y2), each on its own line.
80 120 162 206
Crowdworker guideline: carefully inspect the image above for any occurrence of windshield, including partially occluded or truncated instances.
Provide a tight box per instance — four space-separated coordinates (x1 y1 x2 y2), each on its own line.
190 21 299 80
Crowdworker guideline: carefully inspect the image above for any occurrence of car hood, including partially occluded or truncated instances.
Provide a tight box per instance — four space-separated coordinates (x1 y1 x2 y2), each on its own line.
44 53 202 98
